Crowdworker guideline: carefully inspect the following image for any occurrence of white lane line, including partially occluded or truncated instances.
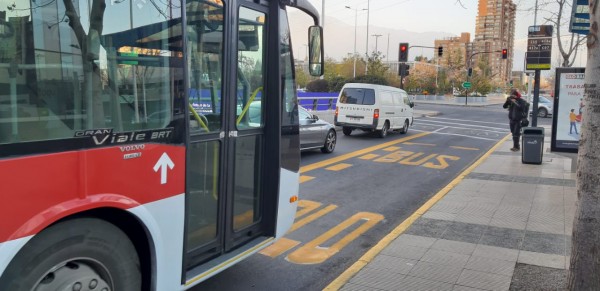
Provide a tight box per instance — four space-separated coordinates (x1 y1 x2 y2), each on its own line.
425 116 507 125
434 126 448 133
410 128 498 141
416 119 508 131
414 121 507 134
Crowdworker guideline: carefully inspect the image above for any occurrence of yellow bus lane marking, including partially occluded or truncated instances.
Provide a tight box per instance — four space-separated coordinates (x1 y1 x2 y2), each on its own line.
295 200 322 218
383 146 401 152
286 212 384 265
323 134 511 291
299 175 315 183
259 200 337 258
451 146 480 151
289 204 338 233
359 154 379 160
300 132 431 174
403 142 436 146
423 155 461 169
259 238 301 257
326 163 353 171
398 153 438 166
374 150 414 163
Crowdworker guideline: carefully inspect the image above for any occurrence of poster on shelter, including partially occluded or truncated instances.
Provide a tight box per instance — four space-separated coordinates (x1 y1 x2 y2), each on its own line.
552 67 585 152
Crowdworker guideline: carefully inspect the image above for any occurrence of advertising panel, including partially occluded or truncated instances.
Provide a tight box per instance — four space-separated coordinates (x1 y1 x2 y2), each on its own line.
551 67 585 152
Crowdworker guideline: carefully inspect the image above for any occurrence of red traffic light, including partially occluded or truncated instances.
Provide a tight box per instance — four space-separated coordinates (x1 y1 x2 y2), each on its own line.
400 45 407 52
399 43 409 62
502 49 508 59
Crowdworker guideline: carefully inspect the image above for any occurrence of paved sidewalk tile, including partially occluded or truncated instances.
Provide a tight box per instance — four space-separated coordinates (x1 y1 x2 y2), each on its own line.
340 282 387 291
399 275 454 291
368 255 417 275
431 239 477 255
521 231 567 255
456 269 512 291
517 250 566 269
420 249 470 267
465 255 516 277
380 243 429 260
452 285 488 291
471 245 519 262
348 267 406 290
393 234 437 248
479 226 525 250
408 261 464 284
441 222 487 244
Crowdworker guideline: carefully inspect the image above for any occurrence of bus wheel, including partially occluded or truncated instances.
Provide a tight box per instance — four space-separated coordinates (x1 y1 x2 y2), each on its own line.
0 218 141 291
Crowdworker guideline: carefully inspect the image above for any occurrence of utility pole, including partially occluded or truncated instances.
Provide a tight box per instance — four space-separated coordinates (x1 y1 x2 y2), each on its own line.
386 33 390 62
345 6 366 78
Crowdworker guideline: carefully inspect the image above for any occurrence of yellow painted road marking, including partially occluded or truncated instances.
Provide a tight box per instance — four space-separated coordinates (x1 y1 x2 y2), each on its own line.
300 175 315 183
323 134 511 291
296 200 322 219
359 154 379 160
404 142 436 146
398 153 438 166
374 150 414 163
289 204 338 233
326 163 353 171
300 132 431 174
287 212 384 265
383 146 401 152
451 146 480 151
423 155 461 169
259 237 301 258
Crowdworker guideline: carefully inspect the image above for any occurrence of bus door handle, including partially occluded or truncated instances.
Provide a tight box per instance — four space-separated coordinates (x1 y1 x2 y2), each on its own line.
229 131 238 138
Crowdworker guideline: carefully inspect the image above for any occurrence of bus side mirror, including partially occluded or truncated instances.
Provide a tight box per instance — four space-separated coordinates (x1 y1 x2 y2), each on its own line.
308 26 323 77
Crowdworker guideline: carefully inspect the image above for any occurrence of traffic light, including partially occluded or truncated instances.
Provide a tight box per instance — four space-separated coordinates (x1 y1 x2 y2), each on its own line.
399 43 409 62
467 68 473 77
398 63 410 77
438 46 443 57
502 48 508 59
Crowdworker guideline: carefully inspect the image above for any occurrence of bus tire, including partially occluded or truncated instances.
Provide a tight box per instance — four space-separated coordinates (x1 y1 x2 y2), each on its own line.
0 218 141 291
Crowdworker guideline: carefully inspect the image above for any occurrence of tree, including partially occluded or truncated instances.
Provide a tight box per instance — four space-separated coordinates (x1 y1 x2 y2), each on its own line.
568 1 600 289
306 79 328 92
295 66 310 89
366 52 389 79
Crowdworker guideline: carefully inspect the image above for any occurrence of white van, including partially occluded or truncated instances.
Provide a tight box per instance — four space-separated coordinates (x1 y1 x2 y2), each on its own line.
334 83 414 138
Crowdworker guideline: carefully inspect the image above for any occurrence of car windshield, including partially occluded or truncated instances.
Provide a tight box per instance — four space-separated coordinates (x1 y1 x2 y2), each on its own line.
339 88 375 105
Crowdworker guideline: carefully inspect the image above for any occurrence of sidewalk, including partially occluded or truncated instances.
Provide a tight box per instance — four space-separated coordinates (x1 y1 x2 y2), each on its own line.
331 126 576 291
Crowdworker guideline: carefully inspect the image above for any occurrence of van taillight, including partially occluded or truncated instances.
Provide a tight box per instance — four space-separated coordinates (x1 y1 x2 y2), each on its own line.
373 109 379 119
335 107 339 116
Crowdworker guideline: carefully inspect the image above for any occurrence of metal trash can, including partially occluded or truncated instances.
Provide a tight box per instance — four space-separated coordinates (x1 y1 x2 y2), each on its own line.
522 127 544 164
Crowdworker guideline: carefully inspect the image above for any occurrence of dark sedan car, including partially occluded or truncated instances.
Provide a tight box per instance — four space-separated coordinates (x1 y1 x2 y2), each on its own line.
299 106 336 153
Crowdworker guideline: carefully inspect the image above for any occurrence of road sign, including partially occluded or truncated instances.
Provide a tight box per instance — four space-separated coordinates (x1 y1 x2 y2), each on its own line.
462 82 471 89
526 25 553 70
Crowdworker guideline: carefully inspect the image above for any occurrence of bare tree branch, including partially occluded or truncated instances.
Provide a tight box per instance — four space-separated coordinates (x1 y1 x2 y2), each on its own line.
455 0 467 9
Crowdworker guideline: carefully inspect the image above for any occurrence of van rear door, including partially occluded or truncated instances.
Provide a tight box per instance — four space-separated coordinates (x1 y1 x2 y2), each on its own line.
337 88 376 126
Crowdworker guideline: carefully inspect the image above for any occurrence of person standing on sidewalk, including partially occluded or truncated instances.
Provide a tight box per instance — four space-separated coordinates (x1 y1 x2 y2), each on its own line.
503 89 527 152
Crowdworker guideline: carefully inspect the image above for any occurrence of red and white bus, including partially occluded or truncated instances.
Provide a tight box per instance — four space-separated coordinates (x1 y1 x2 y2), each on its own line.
0 0 323 289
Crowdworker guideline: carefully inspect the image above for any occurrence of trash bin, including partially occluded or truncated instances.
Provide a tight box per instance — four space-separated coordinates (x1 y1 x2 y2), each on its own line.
522 127 544 164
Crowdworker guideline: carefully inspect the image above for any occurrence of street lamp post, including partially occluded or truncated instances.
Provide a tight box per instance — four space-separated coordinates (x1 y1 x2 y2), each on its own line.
365 0 370 75
345 6 365 78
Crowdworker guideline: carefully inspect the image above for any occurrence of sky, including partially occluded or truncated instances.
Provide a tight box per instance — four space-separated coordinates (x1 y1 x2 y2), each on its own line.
303 0 588 70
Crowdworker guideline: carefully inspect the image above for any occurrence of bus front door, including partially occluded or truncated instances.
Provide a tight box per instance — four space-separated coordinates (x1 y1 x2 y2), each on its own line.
184 0 271 275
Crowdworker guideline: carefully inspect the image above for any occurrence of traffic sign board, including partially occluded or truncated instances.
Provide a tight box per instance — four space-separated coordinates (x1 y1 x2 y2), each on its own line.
462 82 471 89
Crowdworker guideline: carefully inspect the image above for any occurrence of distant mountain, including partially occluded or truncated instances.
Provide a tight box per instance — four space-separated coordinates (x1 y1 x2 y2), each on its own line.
288 11 455 61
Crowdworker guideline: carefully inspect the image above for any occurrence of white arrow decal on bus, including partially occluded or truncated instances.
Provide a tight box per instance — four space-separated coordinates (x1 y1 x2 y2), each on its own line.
154 152 175 184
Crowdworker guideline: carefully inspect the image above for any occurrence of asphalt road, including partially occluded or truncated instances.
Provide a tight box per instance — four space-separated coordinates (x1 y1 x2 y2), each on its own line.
194 104 553 291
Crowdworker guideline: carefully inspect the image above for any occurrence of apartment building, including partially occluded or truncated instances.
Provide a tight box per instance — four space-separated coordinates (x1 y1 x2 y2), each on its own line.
434 32 472 69
473 0 516 84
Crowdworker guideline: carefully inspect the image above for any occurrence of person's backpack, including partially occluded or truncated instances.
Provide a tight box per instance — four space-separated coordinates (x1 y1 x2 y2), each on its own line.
520 99 530 126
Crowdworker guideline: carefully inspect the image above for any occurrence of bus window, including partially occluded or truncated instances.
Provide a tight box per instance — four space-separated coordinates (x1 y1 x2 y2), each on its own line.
236 8 266 130
0 0 183 145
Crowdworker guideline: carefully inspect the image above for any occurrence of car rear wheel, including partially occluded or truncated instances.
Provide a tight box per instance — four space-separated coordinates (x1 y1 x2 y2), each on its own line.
400 120 409 134
538 108 548 118
342 127 352 136
0 218 141 291
378 121 389 138
321 130 336 153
